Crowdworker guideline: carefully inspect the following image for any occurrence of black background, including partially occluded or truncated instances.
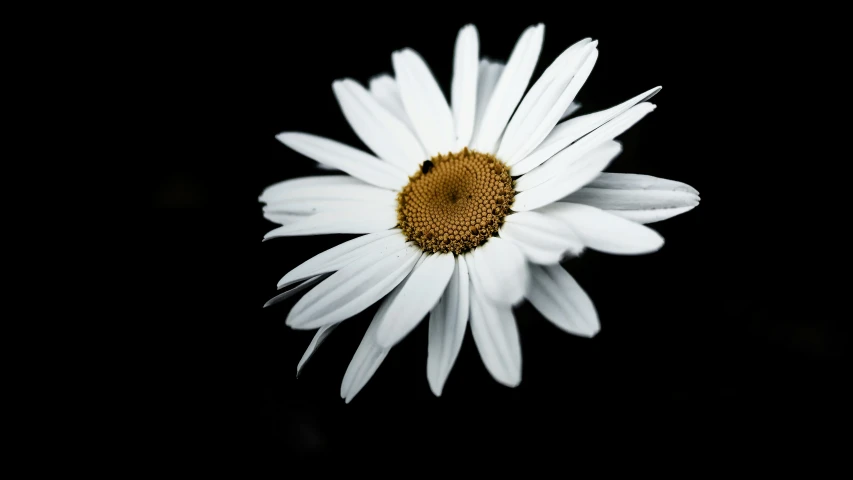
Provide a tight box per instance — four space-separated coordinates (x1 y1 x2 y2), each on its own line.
149 8 843 458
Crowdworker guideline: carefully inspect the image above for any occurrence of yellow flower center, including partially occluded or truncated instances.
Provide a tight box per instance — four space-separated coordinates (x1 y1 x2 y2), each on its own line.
397 148 515 254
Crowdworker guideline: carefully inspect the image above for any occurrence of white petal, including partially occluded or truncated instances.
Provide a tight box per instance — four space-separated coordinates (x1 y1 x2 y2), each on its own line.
339 270 422 402
468 237 528 306
499 211 583 264
512 141 623 211
470 24 544 154
287 243 422 329
277 229 403 289
340 309 390 403
374 252 455 349
263 198 394 216
527 264 599 337
473 60 504 140
515 102 656 190
586 172 699 195
451 25 479 149
259 175 367 204
262 182 396 216
333 78 426 174
369 74 416 132
512 88 661 175
511 48 598 163
572 174 700 224
296 324 339 377
536 202 664 255
562 178 699 224
262 182 397 206
263 207 396 239
262 181 396 216
607 206 697 224
393 49 456 156
263 212 305 226
265 274 330 308
469 275 521 387
427 255 470 396
276 132 409 190
561 102 581 120
500 39 598 164
571 185 699 206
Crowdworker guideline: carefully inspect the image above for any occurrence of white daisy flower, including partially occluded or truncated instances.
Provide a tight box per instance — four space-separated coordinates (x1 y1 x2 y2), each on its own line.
262 24 699 402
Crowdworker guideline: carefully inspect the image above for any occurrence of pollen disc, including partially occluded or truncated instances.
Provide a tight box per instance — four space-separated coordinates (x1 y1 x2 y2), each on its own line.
397 148 515 254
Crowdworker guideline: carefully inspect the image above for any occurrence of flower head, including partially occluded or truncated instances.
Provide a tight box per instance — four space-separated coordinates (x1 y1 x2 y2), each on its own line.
262 24 699 402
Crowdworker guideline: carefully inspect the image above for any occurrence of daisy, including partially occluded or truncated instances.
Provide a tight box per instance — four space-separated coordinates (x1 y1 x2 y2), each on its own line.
262 24 699 402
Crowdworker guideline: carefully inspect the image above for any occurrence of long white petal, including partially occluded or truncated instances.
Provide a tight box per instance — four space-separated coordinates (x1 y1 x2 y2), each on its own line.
263 207 396 239
265 273 330 308
262 182 396 216
262 182 397 206
286 243 422 329
585 172 699 195
468 237 528 306
263 185 396 216
562 178 699 224
499 211 583 264
340 309 390 403
393 49 456 156
275 132 409 190
515 103 656 191
263 198 394 216
607 206 697 224
561 102 581 120
375 253 455 348
537 202 664 255
296 324 339 377
427 255 470 396
511 48 598 163
333 78 426 174
499 39 597 164
451 25 479 149
512 140 623 211
470 24 544 154
561 185 699 210
527 263 599 337
512 88 661 175
277 229 403 289
263 212 305 226
369 74 416 132
469 273 521 387
473 60 504 140
339 267 425 403
259 175 368 204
